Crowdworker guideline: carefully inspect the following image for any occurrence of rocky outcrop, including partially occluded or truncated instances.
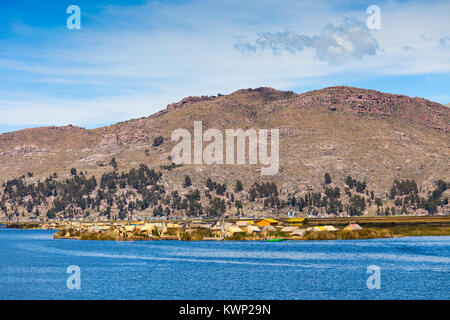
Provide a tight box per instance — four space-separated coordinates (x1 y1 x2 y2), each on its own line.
166 95 215 110
293 86 449 132
0 144 56 156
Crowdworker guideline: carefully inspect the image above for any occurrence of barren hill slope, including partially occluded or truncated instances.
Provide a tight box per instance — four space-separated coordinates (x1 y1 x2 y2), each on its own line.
0 86 448 196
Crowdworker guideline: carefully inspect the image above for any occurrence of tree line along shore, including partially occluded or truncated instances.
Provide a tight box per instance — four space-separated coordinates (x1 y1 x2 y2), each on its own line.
0 162 448 223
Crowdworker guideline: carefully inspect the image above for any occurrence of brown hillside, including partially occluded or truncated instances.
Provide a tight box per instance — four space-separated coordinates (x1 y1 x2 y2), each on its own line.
0 86 448 197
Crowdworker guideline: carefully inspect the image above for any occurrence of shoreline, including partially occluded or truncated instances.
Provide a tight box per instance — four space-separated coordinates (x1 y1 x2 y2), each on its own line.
3 215 449 241
51 233 447 242
52 227 450 242
2 226 449 241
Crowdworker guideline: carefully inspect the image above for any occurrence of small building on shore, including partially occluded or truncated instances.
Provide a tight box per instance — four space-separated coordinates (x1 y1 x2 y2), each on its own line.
285 218 307 227
344 223 363 231
261 225 276 233
236 220 255 227
245 225 261 235
226 225 244 237
120 225 136 237
307 226 325 232
291 229 306 237
87 225 111 233
138 223 157 235
256 219 279 227
280 226 298 235
211 224 225 237
165 223 182 235
189 222 212 230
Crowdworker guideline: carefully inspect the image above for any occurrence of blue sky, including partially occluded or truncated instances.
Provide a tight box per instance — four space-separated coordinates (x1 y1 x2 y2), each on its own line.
0 0 449 133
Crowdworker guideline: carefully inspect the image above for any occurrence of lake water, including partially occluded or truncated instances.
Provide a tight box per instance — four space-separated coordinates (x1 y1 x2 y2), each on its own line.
0 229 448 300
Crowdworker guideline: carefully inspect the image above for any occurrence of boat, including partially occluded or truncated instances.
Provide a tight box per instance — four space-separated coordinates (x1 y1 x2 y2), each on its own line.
265 238 286 242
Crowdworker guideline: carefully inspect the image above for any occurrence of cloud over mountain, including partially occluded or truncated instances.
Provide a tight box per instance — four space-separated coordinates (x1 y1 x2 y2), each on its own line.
440 37 450 46
235 17 379 64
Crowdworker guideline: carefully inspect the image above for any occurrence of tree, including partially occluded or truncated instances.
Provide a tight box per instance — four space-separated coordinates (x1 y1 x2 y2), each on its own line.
355 181 366 193
70 168 77 176
384 207 390 216
325 186 340 199
348 195 366 216
215 183 226 196
235 180 243 192
153 136 164 147
206 178 214 191
110 157 118 170
391 207 396 216
46 210 55 220
26 200 33 213
324 172 332 185
375 198 382 207
183 175 192 188
345 176 355 188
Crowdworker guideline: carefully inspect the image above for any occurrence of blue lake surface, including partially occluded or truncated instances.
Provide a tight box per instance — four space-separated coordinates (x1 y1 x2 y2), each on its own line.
0 228 449 300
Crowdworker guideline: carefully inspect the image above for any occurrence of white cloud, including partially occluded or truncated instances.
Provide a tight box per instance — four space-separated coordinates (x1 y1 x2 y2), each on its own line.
235 17 379 64
0 0 449 129
440 37 450 46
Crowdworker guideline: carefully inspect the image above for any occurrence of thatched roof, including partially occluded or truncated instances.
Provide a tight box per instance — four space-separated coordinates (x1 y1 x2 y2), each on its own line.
211 223 223 231
280 226 297 233
291 229 306 236
227 226 244 233
261 225 276 232
223 222 233 230
306 226 323 232
344 223 362 231
246 225 261 233
236 220 254 227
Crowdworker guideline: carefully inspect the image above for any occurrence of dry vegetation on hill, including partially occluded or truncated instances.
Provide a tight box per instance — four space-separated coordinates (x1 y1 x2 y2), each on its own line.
0 86 448 221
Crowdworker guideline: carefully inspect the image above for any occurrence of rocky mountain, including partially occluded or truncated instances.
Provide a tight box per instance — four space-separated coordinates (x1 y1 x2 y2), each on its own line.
0 86 448 220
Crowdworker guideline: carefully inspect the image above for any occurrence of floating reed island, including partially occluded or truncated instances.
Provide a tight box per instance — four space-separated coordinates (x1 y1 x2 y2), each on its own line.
50 216 450 241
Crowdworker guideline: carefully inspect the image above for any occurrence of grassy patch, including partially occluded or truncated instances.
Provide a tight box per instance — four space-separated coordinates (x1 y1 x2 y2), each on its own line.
388 225 450 237
303 228 393 240
79 231 118 241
